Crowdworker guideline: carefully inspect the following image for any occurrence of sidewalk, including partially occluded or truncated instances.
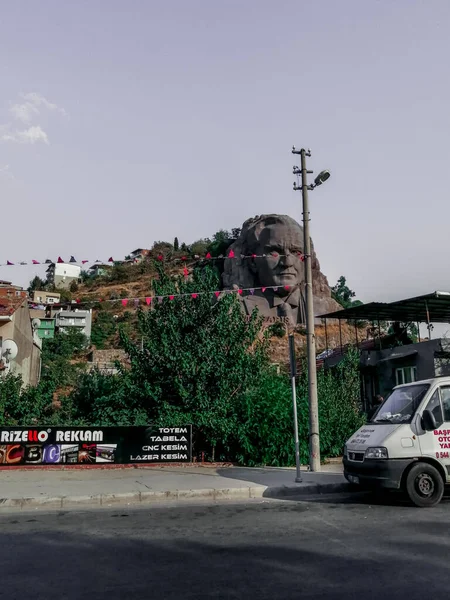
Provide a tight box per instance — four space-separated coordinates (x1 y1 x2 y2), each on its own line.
0 463 349 511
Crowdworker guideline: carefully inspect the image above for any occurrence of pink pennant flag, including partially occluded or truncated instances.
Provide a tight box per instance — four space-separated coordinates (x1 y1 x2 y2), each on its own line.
57 257 64 263
214 291 220 298
169 295 175 301
300 255 305 262
183 266 188 277
181 256 187 261
157 255 164 261
284 285 290 291
272 252 278 257
145 297 152 305
6 260 14 266
252 254 257 259
82 260 89 264
228 249 235 259
205 252 212 259
32 260 40 264
237 289 243 295
261 287 266 293
191 293 198 299
76 299 81 304
122 299 128 307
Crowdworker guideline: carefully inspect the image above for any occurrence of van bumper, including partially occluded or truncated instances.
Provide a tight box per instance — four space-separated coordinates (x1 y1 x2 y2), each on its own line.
343 458 415 490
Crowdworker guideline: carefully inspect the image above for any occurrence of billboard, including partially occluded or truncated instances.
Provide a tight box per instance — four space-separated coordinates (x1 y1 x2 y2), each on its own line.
0 426 192 466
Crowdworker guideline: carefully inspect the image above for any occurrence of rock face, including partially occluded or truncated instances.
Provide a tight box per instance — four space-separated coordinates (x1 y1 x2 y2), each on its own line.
222 214 340 325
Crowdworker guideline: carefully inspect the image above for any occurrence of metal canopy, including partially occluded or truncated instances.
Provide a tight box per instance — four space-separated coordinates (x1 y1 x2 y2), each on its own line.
317 291 450 323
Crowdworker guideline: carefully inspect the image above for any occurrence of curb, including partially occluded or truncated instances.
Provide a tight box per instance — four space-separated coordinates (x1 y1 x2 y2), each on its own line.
0 482 352 511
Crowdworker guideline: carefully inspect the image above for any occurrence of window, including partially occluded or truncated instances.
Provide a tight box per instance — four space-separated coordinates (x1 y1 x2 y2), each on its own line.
426 389 443 424
440 387 450 421
396 366 417 386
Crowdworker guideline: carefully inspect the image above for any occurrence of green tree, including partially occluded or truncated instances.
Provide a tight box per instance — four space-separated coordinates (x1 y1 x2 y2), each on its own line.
91 312 117 349
207 230 233 257
331 276 357 309
28 276 47 295
174 237 179 251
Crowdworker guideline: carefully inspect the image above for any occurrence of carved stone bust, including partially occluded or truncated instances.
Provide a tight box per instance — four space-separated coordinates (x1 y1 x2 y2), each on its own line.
222 214 339 327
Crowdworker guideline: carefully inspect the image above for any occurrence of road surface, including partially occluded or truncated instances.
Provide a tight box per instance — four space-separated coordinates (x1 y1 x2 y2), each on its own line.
2 493 450 599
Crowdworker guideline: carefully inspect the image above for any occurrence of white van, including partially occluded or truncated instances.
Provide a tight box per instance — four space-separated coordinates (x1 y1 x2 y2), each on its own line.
343 376 450 507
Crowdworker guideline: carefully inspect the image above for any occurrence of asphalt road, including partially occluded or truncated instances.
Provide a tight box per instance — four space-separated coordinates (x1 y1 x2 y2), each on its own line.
2 493 450 599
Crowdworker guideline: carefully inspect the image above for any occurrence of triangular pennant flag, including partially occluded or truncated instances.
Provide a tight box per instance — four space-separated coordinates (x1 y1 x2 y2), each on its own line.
6 261 13 265
300 255 305 262
69 256 76 263
273 287 278 292
228 249 235 258
183 266 188 277
252 254 257 259
261 287 266 293
157 255 164 261
76 299 80 304
121 299 128 307
205 252 212 259
57 257 64 263
32 260 40 264
169 295 175 301
237 289 243 295
191 293 198 299
108 257 114 262
45 259 52 264
272 252 278 257
134 298 140 307
82 260 88 264
284 285 290 291
214 291 220 298
145 297 152 305
250 289 255 295
158 296 163 304
181 256 187 261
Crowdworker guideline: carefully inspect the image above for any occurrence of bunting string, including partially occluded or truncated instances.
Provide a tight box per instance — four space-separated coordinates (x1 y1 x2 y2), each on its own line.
28 285 301 308
1 250 306 268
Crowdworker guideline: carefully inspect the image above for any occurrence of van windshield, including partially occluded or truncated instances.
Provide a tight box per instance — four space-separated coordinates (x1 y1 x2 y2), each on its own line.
372 384 430 424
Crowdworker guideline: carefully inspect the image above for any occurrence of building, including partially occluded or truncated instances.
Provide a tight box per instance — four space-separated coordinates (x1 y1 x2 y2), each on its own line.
46 262 81 290
0 282 42 386
30 290 61 305
318 291 450 413
87 263 113 277
52 306 92 339
126 248 151 263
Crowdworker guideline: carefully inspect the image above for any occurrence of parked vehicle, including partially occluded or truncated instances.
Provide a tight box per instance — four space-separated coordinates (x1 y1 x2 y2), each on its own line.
343 377 450 507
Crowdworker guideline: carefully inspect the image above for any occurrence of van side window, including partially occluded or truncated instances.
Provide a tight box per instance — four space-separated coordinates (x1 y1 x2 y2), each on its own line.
439 387 450 421
426 389 443 423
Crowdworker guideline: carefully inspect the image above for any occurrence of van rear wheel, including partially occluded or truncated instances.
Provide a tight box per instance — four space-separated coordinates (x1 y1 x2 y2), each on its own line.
405 463 444 508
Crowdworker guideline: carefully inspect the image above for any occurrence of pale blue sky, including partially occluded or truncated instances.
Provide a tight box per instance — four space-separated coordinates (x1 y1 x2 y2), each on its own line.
1 0 449 307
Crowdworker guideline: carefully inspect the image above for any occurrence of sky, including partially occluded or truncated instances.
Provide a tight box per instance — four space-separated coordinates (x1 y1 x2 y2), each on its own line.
1 0 449 313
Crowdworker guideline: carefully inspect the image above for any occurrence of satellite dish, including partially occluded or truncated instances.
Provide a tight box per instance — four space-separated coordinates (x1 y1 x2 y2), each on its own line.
32 318 41 330
2 339 18 361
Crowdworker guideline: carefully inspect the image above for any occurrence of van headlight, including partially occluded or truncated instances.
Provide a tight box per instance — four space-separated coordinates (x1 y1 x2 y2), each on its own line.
365 447 388 460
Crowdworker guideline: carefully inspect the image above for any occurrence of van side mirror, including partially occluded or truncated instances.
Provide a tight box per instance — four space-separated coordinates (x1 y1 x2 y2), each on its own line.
422 409 440 431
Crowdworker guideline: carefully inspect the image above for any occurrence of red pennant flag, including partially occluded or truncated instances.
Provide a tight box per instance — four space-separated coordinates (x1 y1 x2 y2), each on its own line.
169 295 175 301
228 249 235 258
82 260 88 264
122 299 128 307
145 297 152 305
32 260 40 264
205 252 212 259
284 285 290 291
76 299 80 304
157 255 164 261
181 256 187 261
252 254 257 259
214 291 220 298
57 257 64 263
191 293 198 299
108 257 114 262
261 287 266 293
6 260 14 265
183 266 188 277
237 289 243 295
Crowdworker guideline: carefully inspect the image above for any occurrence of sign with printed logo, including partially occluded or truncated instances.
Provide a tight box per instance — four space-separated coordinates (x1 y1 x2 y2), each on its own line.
0 426 192 466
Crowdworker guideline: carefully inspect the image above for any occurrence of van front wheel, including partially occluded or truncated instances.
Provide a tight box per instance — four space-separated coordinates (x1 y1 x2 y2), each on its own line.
405 463 444 507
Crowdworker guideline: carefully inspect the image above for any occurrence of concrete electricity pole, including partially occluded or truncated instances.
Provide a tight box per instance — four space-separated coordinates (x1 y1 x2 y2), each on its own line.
292 147 330 472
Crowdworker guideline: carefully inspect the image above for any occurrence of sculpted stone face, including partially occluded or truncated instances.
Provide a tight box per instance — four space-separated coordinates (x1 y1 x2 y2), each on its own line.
253 223 304 289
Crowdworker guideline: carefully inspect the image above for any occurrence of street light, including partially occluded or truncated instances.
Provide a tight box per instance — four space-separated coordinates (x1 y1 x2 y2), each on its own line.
292 146 331 472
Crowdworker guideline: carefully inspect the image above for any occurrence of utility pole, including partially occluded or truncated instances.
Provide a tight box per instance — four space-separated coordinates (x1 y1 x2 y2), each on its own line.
292 147 330 472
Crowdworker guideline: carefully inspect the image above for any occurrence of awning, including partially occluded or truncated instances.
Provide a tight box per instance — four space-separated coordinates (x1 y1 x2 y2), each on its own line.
377 349 418 363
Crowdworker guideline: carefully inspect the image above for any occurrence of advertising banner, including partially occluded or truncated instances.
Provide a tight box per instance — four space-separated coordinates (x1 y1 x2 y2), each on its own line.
0 426 192 466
